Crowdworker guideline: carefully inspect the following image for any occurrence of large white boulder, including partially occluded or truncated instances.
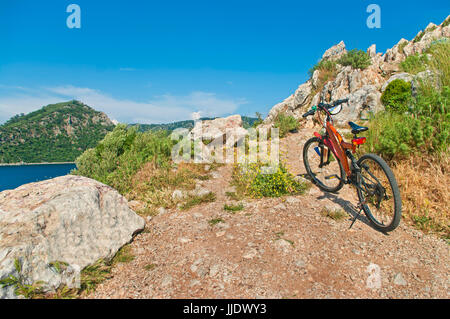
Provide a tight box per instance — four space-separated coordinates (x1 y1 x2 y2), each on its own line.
190 114 248 148
0 175 145 298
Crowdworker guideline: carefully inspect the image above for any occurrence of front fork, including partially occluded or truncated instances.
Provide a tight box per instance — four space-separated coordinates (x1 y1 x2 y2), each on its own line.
317 144 330 168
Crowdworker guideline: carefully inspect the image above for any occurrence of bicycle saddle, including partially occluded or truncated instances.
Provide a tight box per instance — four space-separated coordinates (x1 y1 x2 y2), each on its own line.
348 122 368 135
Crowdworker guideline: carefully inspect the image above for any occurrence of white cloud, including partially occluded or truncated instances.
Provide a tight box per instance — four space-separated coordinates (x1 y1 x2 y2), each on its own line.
0 95 64 123
0 85 247 124
191 112 202 121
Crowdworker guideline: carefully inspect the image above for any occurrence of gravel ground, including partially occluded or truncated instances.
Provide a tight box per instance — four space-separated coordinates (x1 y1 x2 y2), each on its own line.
87 129 449 299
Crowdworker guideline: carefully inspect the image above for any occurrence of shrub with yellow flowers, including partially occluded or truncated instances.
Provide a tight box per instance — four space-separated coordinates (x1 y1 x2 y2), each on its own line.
232 159 308 198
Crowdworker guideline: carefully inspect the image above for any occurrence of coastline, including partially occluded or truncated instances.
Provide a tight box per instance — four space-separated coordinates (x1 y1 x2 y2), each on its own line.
0 162 76 167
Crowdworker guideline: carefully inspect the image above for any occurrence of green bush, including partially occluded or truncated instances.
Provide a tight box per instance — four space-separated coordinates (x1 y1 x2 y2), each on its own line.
273 114 299 138
72 124 173 193
413 31 425 43
232 161 308 198
309 59 337 77
252 112 264 128
400 54 429 74
366 85 449 158
337 49 372 70
381 79 413 113
367 41 449 159
443 17 450 28
426 42 450 88
398 41 408 55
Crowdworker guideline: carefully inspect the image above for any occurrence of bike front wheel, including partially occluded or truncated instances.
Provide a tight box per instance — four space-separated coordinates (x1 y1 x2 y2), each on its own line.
356 153 402 232
303 137 345 193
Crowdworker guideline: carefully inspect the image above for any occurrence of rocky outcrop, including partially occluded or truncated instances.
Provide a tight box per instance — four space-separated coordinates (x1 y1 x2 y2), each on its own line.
322 40 347 61
263 16 450 128
190 115 247 144
381 73 414 92
188 115 249 162
0 175 145 298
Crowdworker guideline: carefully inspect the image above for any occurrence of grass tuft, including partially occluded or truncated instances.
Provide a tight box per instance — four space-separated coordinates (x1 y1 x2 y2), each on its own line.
144 264 157 271
208 218 224 226
180 192 216 210
111 245 135 264
320 208 348 221
224 203 244 212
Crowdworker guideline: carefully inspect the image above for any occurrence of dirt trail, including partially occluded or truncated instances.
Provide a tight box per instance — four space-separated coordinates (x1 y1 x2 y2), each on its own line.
88 129 449 299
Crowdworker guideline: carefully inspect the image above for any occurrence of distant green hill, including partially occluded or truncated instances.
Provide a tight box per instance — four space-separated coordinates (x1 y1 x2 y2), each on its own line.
0 101 259 164
0 100 115 163
132 116 259 132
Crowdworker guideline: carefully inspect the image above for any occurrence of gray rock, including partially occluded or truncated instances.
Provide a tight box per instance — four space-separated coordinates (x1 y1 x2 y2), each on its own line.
211 171 221 179
294 175 309 184
178 237 191 244
367 44 377 57
412 70 438 96
216 222 230 230
274 239 292 253
161 275 173 287
243 248 258 259
322 41 347 61
189 186 211 198
293 82 313 108
295 259 306 269
190 258 205 275
190 115 248 155
209 264 220 277
393 273 407 286
285 197 300 205
172 189 185 200
274 203 287 211
333 85 382 125
381 73 413 92
0 175 145 299
324 202 341 211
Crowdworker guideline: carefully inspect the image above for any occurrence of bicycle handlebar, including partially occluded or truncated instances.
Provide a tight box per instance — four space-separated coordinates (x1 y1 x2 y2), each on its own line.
302 98 349 118
332 98 349 107
302 108 316 118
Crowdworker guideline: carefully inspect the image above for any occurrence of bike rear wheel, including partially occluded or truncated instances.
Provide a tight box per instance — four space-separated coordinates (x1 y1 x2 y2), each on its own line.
303 137 345 193
356 154 402 232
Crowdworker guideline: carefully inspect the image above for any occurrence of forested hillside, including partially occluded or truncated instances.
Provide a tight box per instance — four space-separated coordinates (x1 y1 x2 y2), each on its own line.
0 101 115 163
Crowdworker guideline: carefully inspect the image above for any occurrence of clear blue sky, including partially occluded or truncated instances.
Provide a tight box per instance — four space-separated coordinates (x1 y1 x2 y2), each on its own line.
0 0 448 124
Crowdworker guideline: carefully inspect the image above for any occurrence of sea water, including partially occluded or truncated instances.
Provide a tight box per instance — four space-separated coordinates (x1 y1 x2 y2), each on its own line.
0 163 77 192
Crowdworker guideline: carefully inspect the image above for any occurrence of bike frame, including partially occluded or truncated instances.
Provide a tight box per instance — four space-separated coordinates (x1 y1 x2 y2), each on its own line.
312 107 365 179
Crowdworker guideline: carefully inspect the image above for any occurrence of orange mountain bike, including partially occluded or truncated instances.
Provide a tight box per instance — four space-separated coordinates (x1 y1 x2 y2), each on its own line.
302 99 402 232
